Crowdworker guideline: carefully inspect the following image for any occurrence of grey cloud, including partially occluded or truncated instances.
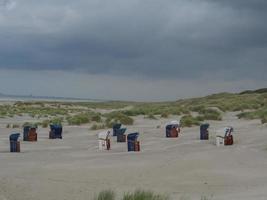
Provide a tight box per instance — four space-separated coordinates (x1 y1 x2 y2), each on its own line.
0 0 266 80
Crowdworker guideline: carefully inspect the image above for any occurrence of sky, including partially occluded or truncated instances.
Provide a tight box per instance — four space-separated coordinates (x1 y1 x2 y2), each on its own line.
0 0 266 101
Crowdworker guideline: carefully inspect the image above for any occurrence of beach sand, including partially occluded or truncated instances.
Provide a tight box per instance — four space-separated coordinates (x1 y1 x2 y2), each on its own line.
0 112 267 200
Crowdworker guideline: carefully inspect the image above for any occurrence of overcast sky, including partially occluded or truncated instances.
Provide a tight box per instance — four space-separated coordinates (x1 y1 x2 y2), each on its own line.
0 0 266 101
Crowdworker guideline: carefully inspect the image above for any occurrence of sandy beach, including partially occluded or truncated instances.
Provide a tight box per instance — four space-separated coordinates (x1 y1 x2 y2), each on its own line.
0 112 266 200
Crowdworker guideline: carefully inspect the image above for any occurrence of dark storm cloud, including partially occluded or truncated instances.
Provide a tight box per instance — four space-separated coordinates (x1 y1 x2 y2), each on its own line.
0 0 266 80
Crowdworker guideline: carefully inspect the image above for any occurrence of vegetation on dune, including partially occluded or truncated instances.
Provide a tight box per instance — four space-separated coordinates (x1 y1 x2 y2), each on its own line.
1 88 266 128
237 106 267 124
180 92 264 112
239 88 267 94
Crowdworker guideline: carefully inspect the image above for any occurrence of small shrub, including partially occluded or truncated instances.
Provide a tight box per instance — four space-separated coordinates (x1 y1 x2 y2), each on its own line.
161 113 169 118
67 113 90 125
180 115 201 127
202 113 222 121
123 190 169 200
12 124 20 128
94 190 115 200
180 107 190 114
261 116 267 124
42 120 50 128
6 124 10 128
50 117 63 125
91 114 102 122
195 115 205 121
22 122 38 128
23 122 31 127
201 195 213 200
90 123 106 130
237 112 250 119
237 107 267 122
190 105 205 113
145 114 157 120
105 112 134 127
199 108 222 121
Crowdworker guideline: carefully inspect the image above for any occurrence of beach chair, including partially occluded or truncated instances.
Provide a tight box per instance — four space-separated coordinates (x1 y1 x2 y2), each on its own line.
216 126 234 146
98 131 111 150
200 123 209 140
117 128 127 142
127 132 140 152
166 120 180 138
49 124 62 139
23 125 37 141
112 123 122 136
224 126 234 145
9 133 20 152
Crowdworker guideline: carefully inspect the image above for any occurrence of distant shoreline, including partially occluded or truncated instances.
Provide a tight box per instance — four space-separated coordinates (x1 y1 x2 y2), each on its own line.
0 96 103 103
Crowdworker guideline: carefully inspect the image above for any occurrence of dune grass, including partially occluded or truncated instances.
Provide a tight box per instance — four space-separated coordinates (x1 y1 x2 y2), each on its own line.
145 114 158 120
180 115 202 127
12 124 20 128
41 120 50 128
94 190 168 200
67 113 91 125
90 123 106 130
198 108 222 121
94 190 115 200
160 112 169 118
105 112 134 127
122 190 169 200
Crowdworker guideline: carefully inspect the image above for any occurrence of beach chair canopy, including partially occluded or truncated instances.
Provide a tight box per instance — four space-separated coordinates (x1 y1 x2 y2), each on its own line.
169 120 180 125
116 128 127 136
113 123 122 130
50 124 62 129
166 120 180 130
24 124 38 129
98 130 111 140
224 126 233 137
200 123 209 130
127 132 139 141
112 123 123 136
216 126 233 137
50 124 62 132
9 133 20 141
50 124 62 138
